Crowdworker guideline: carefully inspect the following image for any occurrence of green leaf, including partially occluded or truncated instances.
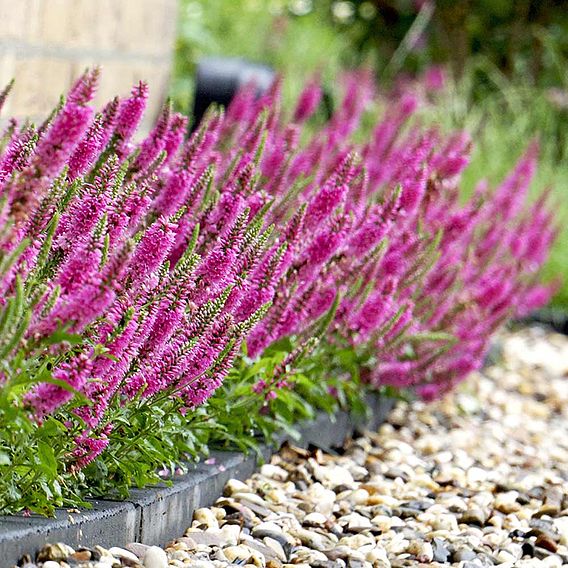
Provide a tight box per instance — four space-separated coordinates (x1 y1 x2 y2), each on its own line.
407 331 457 344
37 441 57 476
0 238 29 278
39 329 83 347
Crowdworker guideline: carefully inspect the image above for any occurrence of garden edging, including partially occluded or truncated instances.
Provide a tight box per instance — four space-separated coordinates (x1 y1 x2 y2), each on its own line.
0 393 395 566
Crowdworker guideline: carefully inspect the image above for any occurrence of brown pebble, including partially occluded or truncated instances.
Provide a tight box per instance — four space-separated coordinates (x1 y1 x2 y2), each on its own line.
535 534 558 553
70 550 92 561
534 504 560 518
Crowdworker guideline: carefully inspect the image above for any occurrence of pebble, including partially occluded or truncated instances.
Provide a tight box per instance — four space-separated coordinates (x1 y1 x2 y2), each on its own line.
194 507 220 529
431 538 451 562
406 540 433 562
262 537 287 561
37 543 75 562
536 534 559 553
108 547 140 562
126 543 150 558
143 546 168 568
460 508 488 526
304 512 328 526
453 548 477 562
16 328 568 568
224 479 251 496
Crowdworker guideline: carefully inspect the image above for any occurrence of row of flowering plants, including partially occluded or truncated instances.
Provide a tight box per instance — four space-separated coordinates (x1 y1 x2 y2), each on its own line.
0 68 556 515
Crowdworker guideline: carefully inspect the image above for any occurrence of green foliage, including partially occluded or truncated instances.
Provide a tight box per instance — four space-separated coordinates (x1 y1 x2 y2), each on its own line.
202 336 370 454
0 337 89 515
26 334 377 504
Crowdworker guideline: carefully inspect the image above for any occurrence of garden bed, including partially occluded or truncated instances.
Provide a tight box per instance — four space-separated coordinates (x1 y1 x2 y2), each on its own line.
10 325 568 567
0 67 558 566
1 394 394 566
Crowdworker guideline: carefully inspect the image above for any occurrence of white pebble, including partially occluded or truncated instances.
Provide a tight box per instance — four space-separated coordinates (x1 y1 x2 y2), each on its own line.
304 512 327 525
260 463 288 481
220 523 241 546
348 488 370 505
143 545 168 568
194 507 219 529
224 478 251 495
554 517 568 545
365 546 390 565
542 556 563 568
109 546 140 562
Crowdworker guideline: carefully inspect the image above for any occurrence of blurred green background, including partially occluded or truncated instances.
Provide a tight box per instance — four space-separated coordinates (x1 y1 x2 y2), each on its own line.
171 0 568 306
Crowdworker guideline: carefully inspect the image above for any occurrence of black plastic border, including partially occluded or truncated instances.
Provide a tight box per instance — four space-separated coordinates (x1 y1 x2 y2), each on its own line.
1 393 394 566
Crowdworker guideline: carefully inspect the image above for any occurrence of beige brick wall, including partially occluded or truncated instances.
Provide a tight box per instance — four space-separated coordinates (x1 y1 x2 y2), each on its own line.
0 0 178 130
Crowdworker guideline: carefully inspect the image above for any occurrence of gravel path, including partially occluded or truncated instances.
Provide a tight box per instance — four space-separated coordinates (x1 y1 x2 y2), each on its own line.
20 327 568 567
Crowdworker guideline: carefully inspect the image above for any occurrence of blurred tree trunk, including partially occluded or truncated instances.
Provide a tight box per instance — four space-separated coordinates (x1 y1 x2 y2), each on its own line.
433 0 470 79
507 0 531 77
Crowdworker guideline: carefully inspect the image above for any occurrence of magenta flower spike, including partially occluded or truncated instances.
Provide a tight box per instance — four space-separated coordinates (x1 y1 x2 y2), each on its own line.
114 81 149 157
98 96 121 148
71 428 111 471
140 295 185 362
33 102 93 179
67 114 105 180
132 102 172 173
56 234 104 295
163 113 189 163
0 127 38 186
124 217 177 292
153 167 193 217
55 163 116 252
67 67 100 106
294 78 323 123
304 178 348 232
26 353 92 418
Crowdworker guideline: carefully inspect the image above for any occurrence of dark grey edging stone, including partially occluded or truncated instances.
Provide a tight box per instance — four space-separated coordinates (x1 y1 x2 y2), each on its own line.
515 308 568 336
0 392 394 566
0 500 139 565
131 448 272 546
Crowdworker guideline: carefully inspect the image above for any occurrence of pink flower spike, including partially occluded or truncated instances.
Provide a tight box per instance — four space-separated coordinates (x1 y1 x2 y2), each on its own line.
114 81 149 155
67 67 100 106
125 217 177 291
26 353 92 418
34 102 93 178
67 114 105 180
294 78 322 122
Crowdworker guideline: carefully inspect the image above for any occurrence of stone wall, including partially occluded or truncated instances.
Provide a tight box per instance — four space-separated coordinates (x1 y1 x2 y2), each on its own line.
0 0 178 129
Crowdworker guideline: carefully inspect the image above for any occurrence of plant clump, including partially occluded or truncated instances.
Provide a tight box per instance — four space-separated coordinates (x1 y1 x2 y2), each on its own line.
0 69 556 514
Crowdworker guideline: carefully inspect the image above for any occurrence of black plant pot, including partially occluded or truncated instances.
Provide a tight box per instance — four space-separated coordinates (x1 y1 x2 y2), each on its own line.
192 56 276 130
